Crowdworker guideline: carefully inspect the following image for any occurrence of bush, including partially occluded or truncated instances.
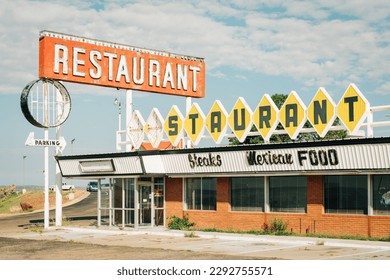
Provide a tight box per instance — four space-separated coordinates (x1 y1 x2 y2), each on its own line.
262 218 288 234
167 214 195 230
270 218 288 233
0 185 16 199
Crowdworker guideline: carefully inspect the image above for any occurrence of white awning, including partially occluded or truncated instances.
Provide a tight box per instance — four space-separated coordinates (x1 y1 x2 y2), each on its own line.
56 138 390 178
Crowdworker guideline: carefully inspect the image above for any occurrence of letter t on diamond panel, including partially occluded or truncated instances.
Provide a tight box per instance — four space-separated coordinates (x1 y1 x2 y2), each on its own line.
184 103 205 146
337 83 369 135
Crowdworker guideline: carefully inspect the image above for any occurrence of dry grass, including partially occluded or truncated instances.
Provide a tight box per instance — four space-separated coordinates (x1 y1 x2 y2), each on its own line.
0 190 86 215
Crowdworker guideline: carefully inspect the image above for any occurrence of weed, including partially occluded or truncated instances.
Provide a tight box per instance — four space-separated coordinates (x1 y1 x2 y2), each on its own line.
261 222 270 233
167 214 195 230
89 221 98 227
196 227 389 242
30 226 44 234
305 233 390 242
270 218 288 233
184 231 199 238
62 217 71 226
262 218 289 234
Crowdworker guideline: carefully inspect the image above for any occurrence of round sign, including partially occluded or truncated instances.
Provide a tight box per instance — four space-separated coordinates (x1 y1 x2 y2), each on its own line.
20 79 71 128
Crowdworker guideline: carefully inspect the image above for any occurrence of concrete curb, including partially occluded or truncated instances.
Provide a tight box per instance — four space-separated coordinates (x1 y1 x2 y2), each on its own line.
55 226 390 250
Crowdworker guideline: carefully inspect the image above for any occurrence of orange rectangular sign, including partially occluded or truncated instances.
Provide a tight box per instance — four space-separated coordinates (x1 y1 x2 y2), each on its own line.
39 31 205 98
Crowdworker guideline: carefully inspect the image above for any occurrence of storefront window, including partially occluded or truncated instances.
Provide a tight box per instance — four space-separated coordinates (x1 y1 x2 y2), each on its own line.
373 175 390 215
269 176 307 213
324 175 367 215
185 178 216 210
231 177 264 212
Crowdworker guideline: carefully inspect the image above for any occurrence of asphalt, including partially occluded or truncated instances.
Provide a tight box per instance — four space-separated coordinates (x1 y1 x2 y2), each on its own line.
7 225 390 260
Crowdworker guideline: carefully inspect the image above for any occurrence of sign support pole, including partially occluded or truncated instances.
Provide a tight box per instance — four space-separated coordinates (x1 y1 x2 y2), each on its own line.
185 97 192 148
55 125 63 226
43 82 50 229
44 129 50 229
126 90 133 151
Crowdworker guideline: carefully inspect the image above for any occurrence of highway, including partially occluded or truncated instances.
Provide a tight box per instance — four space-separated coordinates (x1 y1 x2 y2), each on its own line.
0 192 97 233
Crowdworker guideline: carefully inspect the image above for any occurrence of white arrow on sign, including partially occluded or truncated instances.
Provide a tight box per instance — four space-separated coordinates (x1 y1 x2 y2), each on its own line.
25 132 67 152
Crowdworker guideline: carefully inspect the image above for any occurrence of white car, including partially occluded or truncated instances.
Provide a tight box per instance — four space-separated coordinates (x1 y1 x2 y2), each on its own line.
49 183 75 191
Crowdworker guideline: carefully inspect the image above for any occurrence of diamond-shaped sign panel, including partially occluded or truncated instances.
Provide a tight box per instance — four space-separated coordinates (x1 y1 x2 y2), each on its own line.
337 83 369 135
253 94 279 142
145 108 165 149
127 110 145 149
228 97 253 143
307 87 336 138
184 103 205 146
279 91 307 139
205 100 228 144
164 105 184 147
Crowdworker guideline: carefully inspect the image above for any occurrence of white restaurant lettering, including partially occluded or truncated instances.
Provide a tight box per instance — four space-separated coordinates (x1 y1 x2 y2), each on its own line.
53 45 201 91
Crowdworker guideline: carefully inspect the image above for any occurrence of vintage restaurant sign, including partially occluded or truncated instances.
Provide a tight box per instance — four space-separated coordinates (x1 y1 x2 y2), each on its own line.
129 84 370 148
39 31 205 98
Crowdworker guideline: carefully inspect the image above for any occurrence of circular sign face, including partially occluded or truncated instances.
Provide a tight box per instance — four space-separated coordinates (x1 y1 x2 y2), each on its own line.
20 79 71 128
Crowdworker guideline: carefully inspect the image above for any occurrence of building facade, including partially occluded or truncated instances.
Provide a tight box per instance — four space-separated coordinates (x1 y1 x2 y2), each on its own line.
56 137 390 238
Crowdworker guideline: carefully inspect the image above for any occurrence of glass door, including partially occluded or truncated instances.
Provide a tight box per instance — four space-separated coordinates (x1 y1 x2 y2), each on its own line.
139 185 152 225
154 178 164 226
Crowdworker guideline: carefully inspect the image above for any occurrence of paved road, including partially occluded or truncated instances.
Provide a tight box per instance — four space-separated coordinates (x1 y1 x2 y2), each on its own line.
0 192 98 233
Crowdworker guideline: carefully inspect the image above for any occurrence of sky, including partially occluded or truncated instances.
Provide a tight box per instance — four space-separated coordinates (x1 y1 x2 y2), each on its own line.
0 0 389 186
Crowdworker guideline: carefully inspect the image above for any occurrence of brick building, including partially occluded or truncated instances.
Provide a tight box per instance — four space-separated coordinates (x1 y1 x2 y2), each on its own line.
57 137 390 238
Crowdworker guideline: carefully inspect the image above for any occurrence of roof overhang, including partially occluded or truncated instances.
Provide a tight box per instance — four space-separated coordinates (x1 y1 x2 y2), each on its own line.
56 137 390 179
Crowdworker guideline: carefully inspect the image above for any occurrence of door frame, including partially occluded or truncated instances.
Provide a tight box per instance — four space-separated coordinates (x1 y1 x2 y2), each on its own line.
136 177 165 228
138 183 152 226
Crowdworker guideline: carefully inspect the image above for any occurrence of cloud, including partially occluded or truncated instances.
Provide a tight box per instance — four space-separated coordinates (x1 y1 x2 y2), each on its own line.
208 70 227 79
0 0 388 96
376 82 390 95
234 74 248 81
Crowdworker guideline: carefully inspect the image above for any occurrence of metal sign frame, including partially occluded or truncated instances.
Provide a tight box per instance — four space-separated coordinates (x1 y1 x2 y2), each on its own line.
39 30 206 98
20 78 71 128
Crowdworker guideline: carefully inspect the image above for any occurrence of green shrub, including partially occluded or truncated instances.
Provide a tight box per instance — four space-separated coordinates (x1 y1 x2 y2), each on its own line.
270 218 288 233
262 218 288 234
167 214 195 230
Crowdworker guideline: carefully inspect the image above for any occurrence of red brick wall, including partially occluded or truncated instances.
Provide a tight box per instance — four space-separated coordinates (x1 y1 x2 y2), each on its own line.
164 177 183 227
164 175 390 238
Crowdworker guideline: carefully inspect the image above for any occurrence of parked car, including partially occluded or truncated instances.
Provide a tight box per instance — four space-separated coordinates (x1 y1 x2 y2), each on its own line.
86 181 98 192
49 183 75 191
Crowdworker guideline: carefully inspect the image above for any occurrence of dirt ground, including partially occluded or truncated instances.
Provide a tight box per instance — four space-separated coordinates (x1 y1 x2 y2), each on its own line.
0 236 260 260
1 192 389 261
0 192 260 260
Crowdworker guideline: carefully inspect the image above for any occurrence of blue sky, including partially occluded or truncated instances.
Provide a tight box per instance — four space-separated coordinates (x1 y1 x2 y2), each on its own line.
0 0 389 186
